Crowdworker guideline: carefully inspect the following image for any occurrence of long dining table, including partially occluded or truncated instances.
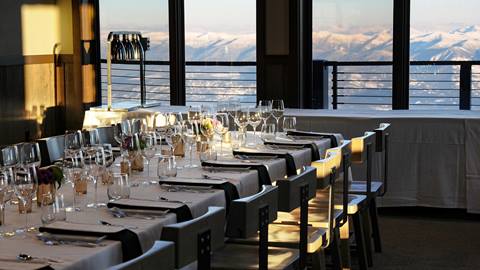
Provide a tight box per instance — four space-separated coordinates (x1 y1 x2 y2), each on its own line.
0 133 337 270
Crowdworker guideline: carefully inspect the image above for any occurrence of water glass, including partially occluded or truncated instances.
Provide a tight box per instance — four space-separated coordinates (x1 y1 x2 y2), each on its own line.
198 141 217 162
157 156 177 178
108 173 130 201
282 116 297 132
261 124 276 141
40 192 55 225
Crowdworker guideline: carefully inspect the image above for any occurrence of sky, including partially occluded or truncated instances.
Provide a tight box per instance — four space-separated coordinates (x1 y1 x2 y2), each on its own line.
100 0 480 34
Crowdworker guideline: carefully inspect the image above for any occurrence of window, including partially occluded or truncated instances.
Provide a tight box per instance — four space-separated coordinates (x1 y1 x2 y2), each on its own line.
99 0 170 107
313 0 394 110
410 0 480 110
184 0 256 106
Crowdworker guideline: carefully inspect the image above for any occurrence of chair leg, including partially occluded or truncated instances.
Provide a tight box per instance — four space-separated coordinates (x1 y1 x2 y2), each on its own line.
311 250 327 270
369 197 382 253
339 220 352 269
352 212 368 270
361 207 374 266
331 227 343 270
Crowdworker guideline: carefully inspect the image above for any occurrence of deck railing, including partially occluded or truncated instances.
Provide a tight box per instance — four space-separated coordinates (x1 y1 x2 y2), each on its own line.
315 60 480 110
100 59 256 106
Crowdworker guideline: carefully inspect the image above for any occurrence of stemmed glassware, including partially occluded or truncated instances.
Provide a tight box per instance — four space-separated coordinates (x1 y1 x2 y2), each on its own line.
271 100 285 134
213 113 229 155
0 172 13 237
235 107 250 146
182 125 197 168
258 100 272 127
13 165 37 236
83 129 100 161
248 108 262 145
140 132 157 177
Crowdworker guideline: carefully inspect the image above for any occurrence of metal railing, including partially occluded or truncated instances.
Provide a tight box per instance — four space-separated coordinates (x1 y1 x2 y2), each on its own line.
100 59 256 106
315 60 480 110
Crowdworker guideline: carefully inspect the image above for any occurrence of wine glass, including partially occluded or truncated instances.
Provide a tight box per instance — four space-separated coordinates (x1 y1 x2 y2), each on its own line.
140 132 157 177
85 146 105 208
0 172 13 237
63 151 86 212
214 113 229 156
188 106 202 125
199 116 215 151
83 129 100 159
227 102 240 131
258 100 272 126
14 166 37 236
17 143 41 169
64 130 83 159
235 108 250 146
182 125 197 168
248 108 262 144
283 116 297 132
271 100 285 134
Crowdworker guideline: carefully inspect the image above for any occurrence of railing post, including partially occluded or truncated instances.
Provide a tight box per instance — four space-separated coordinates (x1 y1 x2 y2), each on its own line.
460 63 472 110
332 64 338 109
312 60 329 109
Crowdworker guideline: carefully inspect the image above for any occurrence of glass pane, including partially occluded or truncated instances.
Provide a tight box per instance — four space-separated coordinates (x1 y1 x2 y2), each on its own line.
313 0 393 110
184 0 256 106
99 0 170 107
410 0 480 110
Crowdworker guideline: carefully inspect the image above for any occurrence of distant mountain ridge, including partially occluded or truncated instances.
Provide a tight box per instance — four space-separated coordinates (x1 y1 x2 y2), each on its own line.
101 25 480 62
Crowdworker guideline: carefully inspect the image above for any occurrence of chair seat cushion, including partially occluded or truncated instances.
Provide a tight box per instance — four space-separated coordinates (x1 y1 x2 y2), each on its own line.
227 224 327 253
211 244 299 270
349 181 383 195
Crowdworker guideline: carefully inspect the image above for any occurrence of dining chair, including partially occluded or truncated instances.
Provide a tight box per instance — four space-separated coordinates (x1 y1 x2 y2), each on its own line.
107 240 175 270
349 123 391 253
97 125 118 146
226 166 318 269
268 140 352 270
160 206 226 269
37 134 65 167
213 185 299 270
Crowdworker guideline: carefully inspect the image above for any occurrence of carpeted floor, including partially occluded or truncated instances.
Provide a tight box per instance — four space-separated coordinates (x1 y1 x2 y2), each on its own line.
368 208 480 270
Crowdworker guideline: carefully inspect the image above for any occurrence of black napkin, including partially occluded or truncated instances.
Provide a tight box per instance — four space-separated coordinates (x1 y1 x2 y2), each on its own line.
158 180 239 213
107 201 193 222
202 161 272 186
263 141 321 161
286 130 339 147
233 150 297 177
38 227 142 262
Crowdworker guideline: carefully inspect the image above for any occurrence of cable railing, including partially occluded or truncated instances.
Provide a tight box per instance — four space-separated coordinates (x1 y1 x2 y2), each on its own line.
316 60 480 110
100 59 256 107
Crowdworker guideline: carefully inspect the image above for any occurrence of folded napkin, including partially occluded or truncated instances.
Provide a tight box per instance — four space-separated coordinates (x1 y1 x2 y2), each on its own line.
233 149 297 177
286 130 340 147
39 221 142 262
158 179 239 213
202 160 272 186
263 138 321 161
107 199 193 222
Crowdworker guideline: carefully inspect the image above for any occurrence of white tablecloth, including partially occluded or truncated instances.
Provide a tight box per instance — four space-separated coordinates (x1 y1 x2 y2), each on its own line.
287 109 480 213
